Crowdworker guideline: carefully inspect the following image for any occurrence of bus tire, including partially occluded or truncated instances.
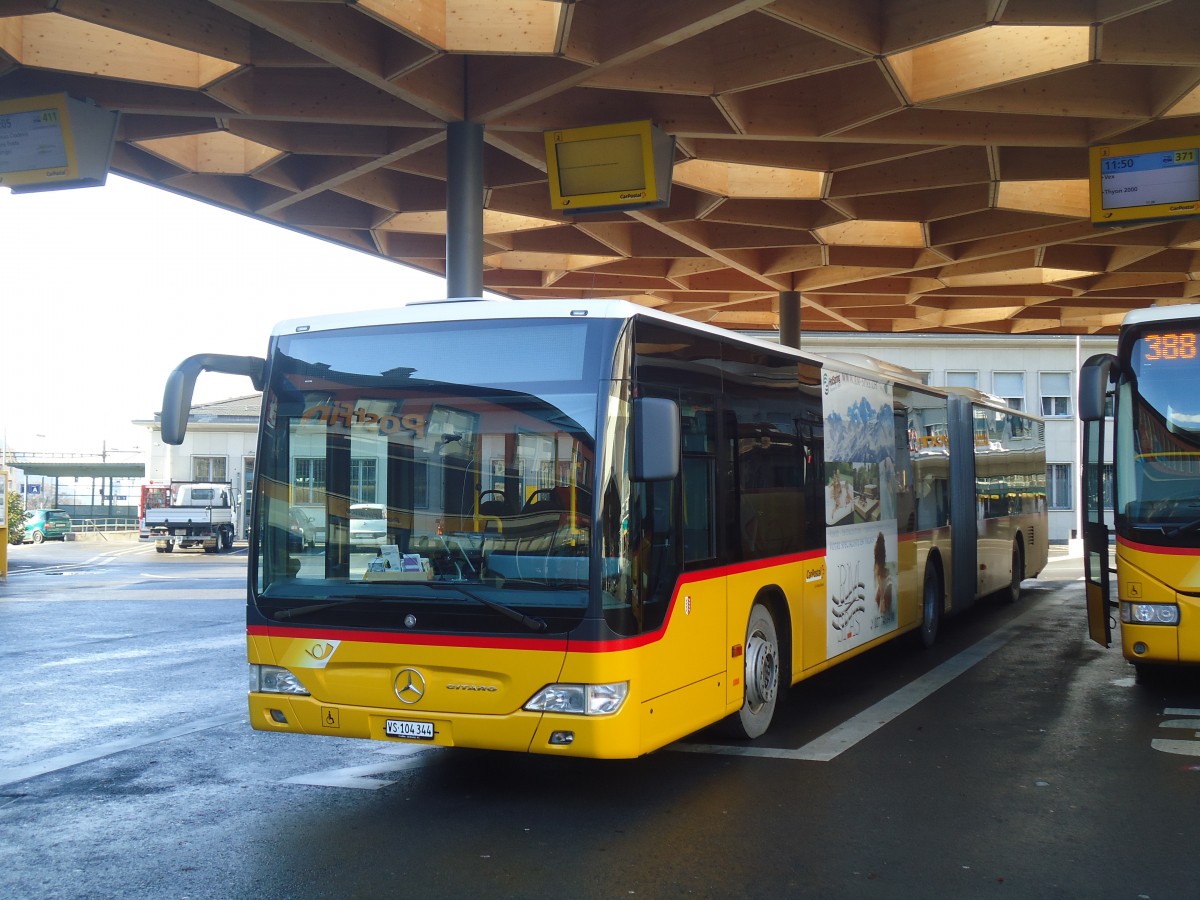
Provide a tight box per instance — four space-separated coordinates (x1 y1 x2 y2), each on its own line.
1007 539 1025 605
1134 661 1165 686
724 602 780 740
919 562 942 648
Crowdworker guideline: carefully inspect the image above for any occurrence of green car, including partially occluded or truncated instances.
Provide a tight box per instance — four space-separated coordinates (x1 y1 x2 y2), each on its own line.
22 509 73 543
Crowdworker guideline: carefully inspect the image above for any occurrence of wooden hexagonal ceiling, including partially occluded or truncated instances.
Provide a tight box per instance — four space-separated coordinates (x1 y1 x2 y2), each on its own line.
5 0 1200 335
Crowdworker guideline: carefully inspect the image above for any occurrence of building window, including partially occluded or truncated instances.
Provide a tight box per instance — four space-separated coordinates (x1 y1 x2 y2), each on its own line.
192 456 227 481
946 371 978 389
1102 463 1114 511
350 458 377 503
413 455 430 509
1048 463 1072 510
293 457 326 505
911 371 931 385
993 371 1025 411
1040 372 1072 417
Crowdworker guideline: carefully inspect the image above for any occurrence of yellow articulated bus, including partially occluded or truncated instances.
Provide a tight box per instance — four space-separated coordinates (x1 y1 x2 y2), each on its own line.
162 299 1046 758
1081 304 1200 675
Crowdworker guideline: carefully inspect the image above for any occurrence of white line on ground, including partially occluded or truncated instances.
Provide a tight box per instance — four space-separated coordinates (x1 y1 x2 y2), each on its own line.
281 745 440 790
675 594 1067 762
0 713 244 788
1 590 246 602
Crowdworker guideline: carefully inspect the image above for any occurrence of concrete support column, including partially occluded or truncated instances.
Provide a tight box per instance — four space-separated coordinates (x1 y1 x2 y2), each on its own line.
446 120 484 299
778 290 801 349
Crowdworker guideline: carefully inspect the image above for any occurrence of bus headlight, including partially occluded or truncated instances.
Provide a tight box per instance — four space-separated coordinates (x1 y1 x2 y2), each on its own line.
250 664 311 695
525 682 629 715
1120 602 1179 626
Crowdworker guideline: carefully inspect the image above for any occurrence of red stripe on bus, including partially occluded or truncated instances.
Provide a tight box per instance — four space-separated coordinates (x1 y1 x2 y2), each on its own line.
249 548 828 653
247 624 566 652
1117 535 1200 557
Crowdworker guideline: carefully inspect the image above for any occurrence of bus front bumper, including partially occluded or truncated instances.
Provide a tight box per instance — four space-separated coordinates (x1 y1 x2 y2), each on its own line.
248 692 644 758
1120 594 1200 665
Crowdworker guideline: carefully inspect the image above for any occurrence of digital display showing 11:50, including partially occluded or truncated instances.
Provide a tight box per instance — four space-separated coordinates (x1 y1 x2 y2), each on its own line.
1102 149 1198 173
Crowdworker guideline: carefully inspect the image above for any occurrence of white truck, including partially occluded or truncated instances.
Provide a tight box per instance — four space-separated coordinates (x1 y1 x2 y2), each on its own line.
140 482 238 553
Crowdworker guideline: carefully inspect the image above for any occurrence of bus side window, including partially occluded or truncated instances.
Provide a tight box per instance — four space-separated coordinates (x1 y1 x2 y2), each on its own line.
631 479 679 633
681 398 716 565
682 456 714 563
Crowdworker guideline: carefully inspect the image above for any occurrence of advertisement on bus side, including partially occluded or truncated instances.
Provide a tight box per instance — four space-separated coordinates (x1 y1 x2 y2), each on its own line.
822 370 899 657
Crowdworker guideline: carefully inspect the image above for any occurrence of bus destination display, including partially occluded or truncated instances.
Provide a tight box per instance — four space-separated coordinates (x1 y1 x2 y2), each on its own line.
1140 331 1198 362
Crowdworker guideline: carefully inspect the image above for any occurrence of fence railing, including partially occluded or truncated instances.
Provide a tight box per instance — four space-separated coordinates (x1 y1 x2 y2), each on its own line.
72 518 139 534
61 505 137 521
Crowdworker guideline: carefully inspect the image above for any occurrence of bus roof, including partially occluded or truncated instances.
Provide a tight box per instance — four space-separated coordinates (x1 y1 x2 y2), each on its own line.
270 297 948 397
944 385 1042 422
1123 303 1200 328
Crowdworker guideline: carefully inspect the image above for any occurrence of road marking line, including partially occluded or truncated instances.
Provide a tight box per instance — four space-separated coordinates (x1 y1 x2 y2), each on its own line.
0 713 244 788
1 590 246 602
282 746 440 790
5 562 99 578
675 595 1065 762
34 634 243 669
1152 739 1200 757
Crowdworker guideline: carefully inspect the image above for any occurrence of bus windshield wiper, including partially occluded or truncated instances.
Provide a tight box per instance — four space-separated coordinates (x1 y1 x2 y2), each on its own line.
273 595 390 621
273 588 548 632
1161 518 1200 537
435 584 549 633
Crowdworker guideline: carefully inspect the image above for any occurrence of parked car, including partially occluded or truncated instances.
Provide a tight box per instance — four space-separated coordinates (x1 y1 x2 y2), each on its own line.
22 509 73 543
288 507 325 551
349 503 387 546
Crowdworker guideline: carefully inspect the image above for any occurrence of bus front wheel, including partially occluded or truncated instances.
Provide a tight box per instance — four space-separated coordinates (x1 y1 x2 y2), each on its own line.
725 602 780 740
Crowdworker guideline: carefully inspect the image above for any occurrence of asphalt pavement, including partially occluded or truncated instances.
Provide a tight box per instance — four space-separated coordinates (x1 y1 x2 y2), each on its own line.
2 540 1198 899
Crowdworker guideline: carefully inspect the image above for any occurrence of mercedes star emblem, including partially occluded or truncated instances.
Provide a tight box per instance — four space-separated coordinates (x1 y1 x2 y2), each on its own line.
394 668 426 704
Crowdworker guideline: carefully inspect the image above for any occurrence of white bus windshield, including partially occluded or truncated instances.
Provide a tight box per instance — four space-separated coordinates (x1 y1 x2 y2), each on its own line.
253 317 619 628
1118 328 1200 540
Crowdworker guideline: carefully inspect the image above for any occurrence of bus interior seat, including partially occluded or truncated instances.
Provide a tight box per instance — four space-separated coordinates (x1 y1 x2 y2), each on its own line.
478 490 511 517
522 488 566 514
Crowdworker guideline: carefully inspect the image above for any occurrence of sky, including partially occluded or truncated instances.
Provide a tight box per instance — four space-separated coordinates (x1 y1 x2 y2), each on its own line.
1 174 449 458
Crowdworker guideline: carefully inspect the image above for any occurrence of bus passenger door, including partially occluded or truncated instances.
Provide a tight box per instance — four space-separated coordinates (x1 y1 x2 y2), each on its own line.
1080 353 1115 647
1082 416 1112 647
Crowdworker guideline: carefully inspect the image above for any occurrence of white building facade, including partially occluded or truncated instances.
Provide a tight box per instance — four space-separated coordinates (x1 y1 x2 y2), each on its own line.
137 395 261 539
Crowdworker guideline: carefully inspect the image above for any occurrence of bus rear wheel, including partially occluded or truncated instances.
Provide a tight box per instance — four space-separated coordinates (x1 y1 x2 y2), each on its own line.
1007 540 1025 604
920 563 942 648
724 602 780 740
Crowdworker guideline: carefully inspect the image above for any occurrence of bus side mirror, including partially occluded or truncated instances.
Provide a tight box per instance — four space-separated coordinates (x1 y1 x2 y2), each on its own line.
161 353 266 445
632 397 679 482
1079 353 1117 422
